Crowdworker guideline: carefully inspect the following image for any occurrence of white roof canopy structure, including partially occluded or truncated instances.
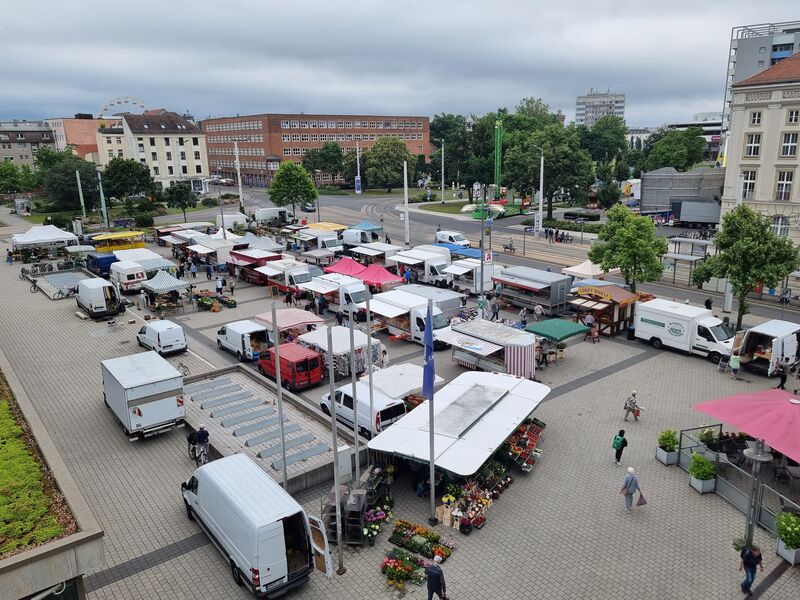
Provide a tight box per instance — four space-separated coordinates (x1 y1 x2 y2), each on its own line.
368 372 550 476
443 264 471 276
562 259 620 279
298 325 378 355
362 363 444 398
351 246 383 257
186 244 213 254
12 225 78 247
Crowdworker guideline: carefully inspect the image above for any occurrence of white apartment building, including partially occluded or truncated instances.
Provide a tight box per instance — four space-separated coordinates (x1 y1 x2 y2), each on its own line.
720 52 800 244
575 89 625 127
95 111 209 190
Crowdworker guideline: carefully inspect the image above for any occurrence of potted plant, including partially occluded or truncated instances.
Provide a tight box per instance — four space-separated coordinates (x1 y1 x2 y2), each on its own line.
363 522 380 546
687 453 716 494
698 427 719 450
656 429 679 465
776 512 800 565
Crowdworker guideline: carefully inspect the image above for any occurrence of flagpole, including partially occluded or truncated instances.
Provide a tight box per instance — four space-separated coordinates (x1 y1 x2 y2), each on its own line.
365 293 375 462
271 303 288 489
425 298 438 525
327 326 346 574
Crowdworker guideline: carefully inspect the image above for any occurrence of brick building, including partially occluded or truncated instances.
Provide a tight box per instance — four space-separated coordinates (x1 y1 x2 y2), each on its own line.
43 114 120 159
200 113 431 187
0 120 55 170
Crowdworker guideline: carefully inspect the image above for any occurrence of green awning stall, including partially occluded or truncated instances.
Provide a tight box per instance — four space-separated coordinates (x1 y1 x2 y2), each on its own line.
525 319 590 342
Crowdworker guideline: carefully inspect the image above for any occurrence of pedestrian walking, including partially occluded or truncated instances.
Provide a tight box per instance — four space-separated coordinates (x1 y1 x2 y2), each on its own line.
190 263 198 279
704 297 713 310
612 429 628 466
215 276 223 295
228 280 235 296
533 303 544 322
335 311 344 326
739 545 763 595
404 266 412 285
6 250 12 265
425 554 447 600
205 264 213 280
519 306 527 327
177 263 185 279
139 288 148 309
538 337 550 367
554 228 560 243
385 233 391 244
775 358 789 389
729 351 741 380
620 467 640 513
490 299 500 321
623 391 640 421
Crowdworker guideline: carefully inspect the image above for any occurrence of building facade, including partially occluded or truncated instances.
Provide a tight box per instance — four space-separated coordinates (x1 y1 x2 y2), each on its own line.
720 52 800 244
723 21 800 130
44 114 120 159
95 111 209 190
0 120 55 170
575 89 625 127
667 112 723 162
200 113 431 187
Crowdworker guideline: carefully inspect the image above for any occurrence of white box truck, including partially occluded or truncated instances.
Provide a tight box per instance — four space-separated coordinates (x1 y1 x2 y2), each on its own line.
443 258 496 296
101 351 185 439
358 288 450 347
386 249 450 286
736 319 800 375
402 284 464 319
109 260 147 293
299 273 367 314
299 228 343 254
181 454 331 598
634 299 735 363
341 229 372 247
253 207 291 225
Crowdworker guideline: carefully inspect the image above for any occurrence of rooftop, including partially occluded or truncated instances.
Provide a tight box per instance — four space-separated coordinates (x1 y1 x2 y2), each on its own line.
123 112 201 134
732 51 800 88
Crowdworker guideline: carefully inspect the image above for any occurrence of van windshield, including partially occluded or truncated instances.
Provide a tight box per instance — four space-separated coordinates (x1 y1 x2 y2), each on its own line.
710 322 735 341
431 313 448 330
451 234 466 242
291 271 312 284
348 289 366 304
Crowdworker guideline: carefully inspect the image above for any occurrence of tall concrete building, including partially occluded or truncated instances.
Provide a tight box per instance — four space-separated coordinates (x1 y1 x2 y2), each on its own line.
722 21 800 130
0 120 55 170
575 89 625 127
200 113 431 187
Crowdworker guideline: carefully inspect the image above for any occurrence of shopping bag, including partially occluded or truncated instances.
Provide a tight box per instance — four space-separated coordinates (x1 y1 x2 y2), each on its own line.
634 408 641 417
636 492 647 506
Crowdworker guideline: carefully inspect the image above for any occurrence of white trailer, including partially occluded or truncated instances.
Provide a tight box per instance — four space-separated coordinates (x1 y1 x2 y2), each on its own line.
101 351 185 440
350 242 403 263
634 299 734 363
386 249 450 286
299 228 344 254
358 288 450 347
737 319 800 375
443 258 496 296
253 206 291 225
299 273 367 314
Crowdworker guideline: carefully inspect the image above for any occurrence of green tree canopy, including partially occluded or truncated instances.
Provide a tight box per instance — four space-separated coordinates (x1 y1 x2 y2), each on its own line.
0 161 20 193
269 161 318 214
644 127 705 172
17 165 35 191
692 205 800 328
41 155 100 212
163 183 197 222
597 182 622 209
102 157 155 199
429 113 471 184
581 115 627 162
365 137 414 193
342 148 368 187
588 204 668 292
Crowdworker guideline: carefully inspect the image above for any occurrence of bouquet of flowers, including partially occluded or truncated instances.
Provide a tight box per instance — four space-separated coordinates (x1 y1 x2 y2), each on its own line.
363 522 380 540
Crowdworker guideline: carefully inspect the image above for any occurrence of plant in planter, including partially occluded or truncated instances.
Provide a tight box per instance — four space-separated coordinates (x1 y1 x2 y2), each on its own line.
698 427 719 450
687 453 716 494
775 512 800 565
656 429 679 465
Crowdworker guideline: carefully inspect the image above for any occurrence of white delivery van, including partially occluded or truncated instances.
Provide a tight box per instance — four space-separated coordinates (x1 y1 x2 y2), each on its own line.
634 299 735 363
101 351 185 439
109 260 147 293
136 320 188 355
217 213 249 230
341 229 372 247
217 320 271 361
386 249 450 287
320 381 406 439
181 454 331 597
300 229 344 254
435 230 470 247
737 319 800 375
76 278 124 319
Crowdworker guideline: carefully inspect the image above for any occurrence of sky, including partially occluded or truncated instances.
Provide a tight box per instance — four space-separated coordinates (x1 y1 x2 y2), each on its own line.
2 1 799 126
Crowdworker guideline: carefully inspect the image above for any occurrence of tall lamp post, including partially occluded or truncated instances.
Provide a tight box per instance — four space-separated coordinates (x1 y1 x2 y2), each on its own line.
532 144 544 233
437 139 445 204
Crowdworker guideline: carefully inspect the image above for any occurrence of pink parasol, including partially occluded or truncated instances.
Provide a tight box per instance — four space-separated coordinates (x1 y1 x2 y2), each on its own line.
356 264 403 287
693 389 800 462
324 257 366 276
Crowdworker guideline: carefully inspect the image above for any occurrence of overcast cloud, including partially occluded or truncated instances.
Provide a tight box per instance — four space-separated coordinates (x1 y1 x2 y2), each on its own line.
2 1 799 126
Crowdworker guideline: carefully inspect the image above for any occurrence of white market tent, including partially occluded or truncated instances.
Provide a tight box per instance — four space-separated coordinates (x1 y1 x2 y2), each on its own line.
240 232 283 252
210 229 243 241
142 270 191 293
360 363 444 399
11 225 78 249
368 371 550 476
64 245 96 254
562 260 620 279
114 248 161 262
136 257 178 273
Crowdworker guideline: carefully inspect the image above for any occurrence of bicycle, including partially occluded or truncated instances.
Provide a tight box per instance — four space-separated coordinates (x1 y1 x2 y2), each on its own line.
19 267 30 279
188 441 208 467
53 286 77 299
30 279 39 294
176 361 190 377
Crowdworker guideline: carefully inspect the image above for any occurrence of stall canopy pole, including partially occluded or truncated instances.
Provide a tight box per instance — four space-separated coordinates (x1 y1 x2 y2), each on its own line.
348 306 361 477
271 303 289 489
424 298 438 525
326 327 346 575
365 293 376 465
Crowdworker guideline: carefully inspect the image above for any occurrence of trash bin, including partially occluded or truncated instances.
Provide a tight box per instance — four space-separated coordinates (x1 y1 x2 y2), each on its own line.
627 325 635 341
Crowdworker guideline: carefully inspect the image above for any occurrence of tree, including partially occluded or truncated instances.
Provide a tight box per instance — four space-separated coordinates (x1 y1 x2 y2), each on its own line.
18 165 35 191
692 205 800 329
503 124 593 218
0 161 20 193
430 113 470 184
644 127 705 172
163 183 197 222
269 161 317 215
42 156 100 212
32 147 76 187
597 182 622 209
588 204 668 292
581 115 627 162
343 148 368 187
614 155 630 182
365 137 413 193
317 142 344 178
103 157 155 199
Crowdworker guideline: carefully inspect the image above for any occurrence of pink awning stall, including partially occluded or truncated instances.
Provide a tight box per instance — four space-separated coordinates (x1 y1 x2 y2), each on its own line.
356 264 403 287
324 257 366 276
693 389 800 462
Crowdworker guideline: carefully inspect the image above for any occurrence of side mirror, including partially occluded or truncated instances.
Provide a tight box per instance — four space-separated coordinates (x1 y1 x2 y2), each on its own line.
181 482 187 491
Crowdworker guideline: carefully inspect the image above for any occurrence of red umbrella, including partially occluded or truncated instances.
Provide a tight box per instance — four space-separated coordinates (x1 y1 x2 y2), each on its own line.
693 389 800 462
324 257 366 276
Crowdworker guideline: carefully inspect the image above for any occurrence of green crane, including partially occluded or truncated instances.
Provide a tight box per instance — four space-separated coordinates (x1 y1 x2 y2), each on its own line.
493 119 503 199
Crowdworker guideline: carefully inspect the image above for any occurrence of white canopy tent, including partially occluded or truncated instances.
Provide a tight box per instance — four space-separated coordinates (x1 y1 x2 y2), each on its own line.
361 363 444 399
142 270 191 293
298 324 375 354
368 372 550 476
11 225 78 249
562 260 620 279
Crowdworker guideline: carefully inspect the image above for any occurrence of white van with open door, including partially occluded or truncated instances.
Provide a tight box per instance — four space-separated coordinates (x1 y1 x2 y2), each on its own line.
736 319 800 375
181 454 331 598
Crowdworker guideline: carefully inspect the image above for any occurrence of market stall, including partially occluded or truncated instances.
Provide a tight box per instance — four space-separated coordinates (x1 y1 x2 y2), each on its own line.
435 243 482 259
302 248 335 266
297 324 386 379
492 266 571 315
153 226 183 246
362 363 444 411
254 308 324 341
525 319 590 360
226 248 282 283
11 225 79 260
62 244 96 267
239 232 284 252
356 264 404 293
354 242 402 263
324 256 367 276
569 283 638 336
92 231 146 252
443 258 496 296
141 270 190 313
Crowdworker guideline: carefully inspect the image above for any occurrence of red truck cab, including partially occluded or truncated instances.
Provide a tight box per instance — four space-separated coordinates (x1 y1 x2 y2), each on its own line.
257 343 323 391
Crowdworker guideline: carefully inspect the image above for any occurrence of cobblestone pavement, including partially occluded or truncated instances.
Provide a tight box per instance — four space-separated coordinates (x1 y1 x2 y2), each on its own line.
1 209 799 600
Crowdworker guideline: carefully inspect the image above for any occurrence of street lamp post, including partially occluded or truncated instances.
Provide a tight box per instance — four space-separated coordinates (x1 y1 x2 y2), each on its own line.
476 183 487 318
532 144 544 233
439 140 445 205
234 141 245 215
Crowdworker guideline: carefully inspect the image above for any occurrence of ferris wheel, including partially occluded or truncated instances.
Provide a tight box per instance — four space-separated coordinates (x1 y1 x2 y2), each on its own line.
98 96 147 118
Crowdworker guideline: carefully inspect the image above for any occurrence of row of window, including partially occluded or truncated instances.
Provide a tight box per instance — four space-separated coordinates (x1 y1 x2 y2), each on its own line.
0 143 28 149
741 168 795 202
749 109 800 126
279 119 424 130
205 121 263 132
2 155 31 161
137 150 202 161
281 132 423 142
128 136 200 147
744 132 800 158
208 147 266 156
207 135 265 143
141 161 203 176
0 133 51 141
209 159 280 171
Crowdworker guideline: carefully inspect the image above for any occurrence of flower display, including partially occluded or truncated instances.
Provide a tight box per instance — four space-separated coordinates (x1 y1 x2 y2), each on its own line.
388 520 455 561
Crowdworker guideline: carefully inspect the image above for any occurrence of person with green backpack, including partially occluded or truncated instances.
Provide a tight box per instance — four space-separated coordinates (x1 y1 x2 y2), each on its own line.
612 429 628 466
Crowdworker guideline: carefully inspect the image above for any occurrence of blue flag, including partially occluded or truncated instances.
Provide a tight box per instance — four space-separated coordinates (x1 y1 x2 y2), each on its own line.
423 303 436 400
